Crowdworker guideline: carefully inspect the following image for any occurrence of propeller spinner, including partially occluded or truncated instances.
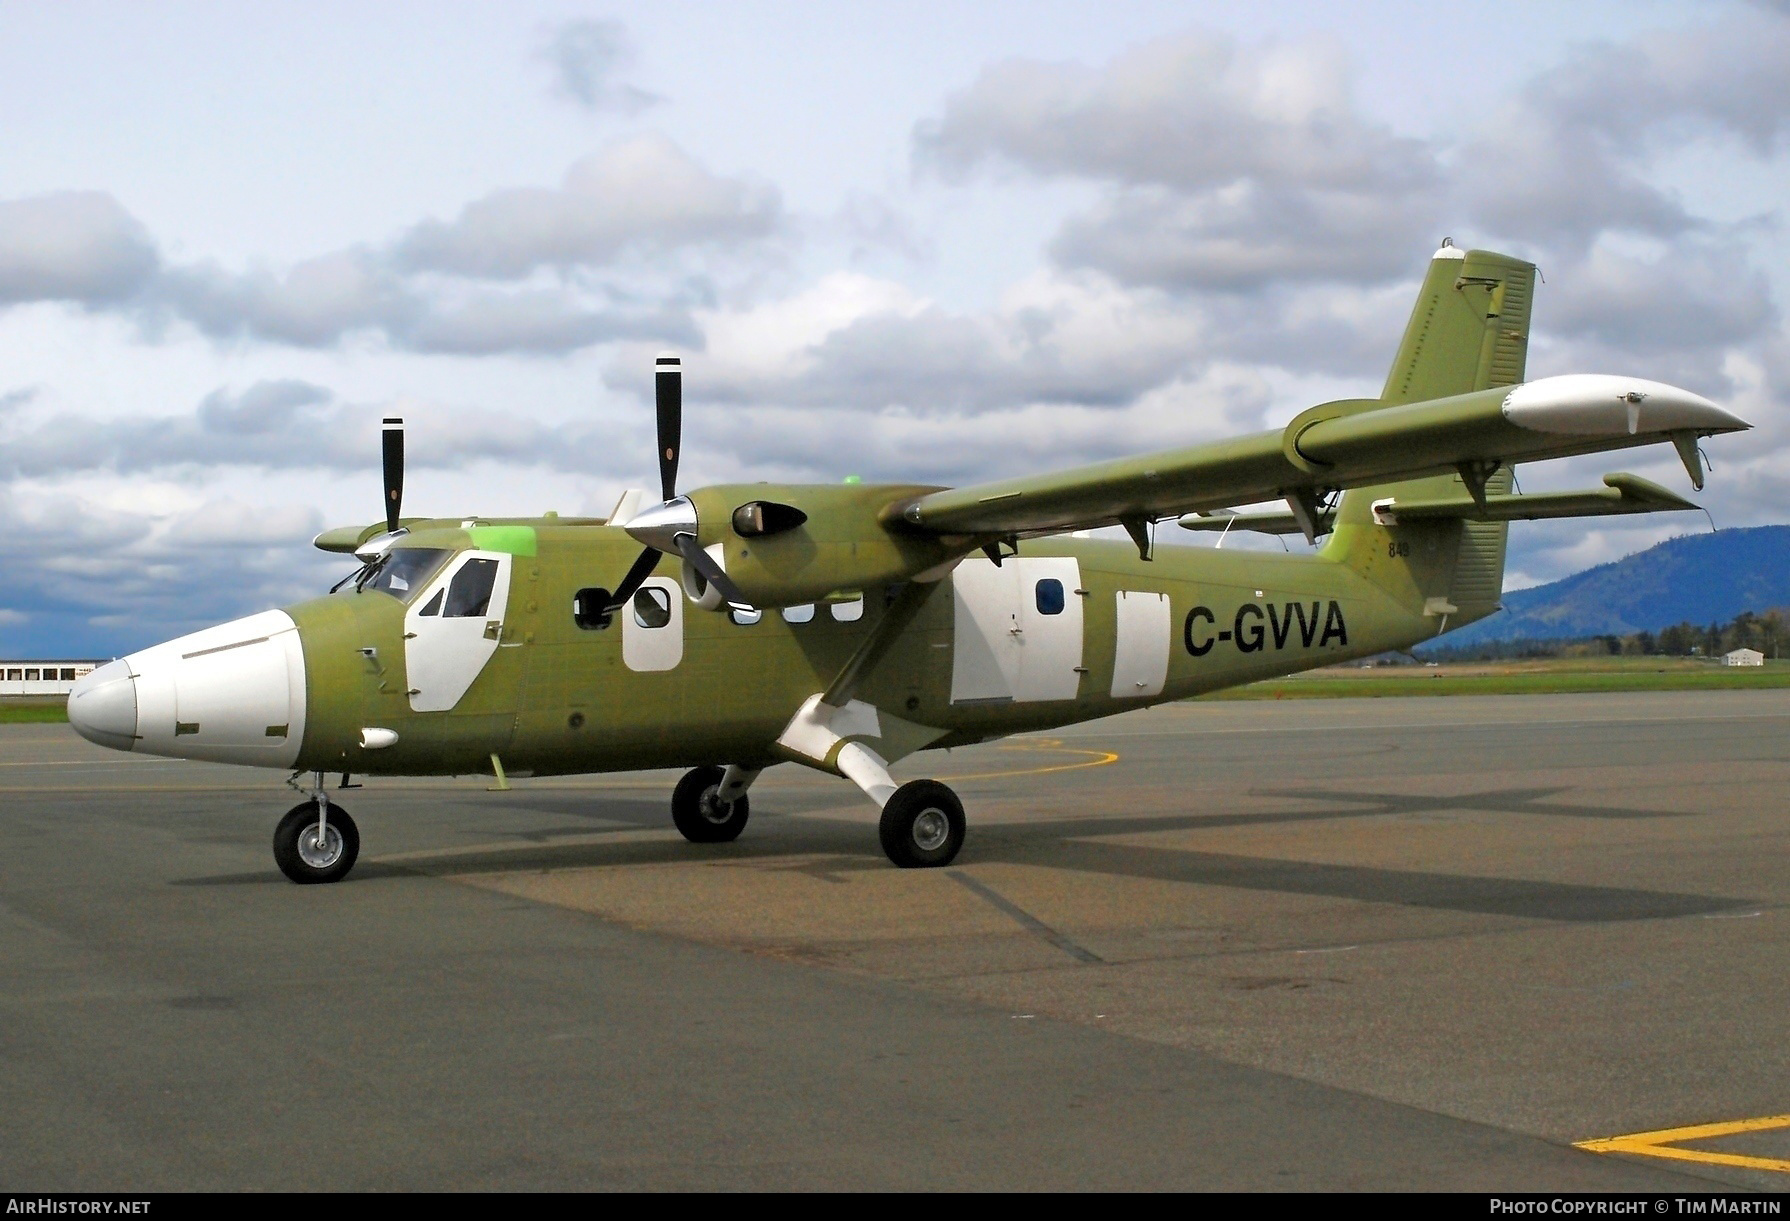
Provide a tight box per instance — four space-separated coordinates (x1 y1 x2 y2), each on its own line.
604 355 755 615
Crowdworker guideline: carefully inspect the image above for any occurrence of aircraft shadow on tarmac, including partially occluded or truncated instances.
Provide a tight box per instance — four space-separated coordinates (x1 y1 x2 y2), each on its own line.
171 785 1749 924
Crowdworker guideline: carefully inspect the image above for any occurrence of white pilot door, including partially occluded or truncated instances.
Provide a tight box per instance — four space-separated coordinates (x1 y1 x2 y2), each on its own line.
951 557 1083 703
404 550 513 712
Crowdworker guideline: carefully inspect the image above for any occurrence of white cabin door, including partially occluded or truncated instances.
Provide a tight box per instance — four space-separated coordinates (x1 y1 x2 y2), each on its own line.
404 550 513 712
951 558 1021 702
1012 557 1083 701
1110 590 1171 698
951 557 1083 703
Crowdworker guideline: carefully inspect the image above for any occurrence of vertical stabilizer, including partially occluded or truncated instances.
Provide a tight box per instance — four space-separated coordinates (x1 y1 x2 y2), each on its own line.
1382 242 1535 403
1325 244 1537 633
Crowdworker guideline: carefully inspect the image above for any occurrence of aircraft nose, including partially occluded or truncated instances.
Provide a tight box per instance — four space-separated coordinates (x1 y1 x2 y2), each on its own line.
119 610 308 766
67 660 139 751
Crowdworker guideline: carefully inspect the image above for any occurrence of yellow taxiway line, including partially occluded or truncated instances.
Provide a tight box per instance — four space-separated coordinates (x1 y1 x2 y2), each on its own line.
936 738 1120 783
1576 1114 1790 1174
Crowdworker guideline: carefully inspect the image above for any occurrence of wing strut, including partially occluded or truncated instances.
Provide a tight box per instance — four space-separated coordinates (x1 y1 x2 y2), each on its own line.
821 582 938 709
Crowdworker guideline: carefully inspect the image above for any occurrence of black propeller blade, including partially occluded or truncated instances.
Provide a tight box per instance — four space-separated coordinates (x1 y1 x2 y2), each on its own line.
605 546 663 614
673 533 753 612
382 417 404 534
655 354 680 503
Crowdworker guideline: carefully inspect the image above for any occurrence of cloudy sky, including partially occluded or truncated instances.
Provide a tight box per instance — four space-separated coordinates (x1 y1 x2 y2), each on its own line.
3 0 1787 656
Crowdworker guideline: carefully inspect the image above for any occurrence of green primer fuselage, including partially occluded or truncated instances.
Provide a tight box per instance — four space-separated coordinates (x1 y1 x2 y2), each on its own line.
285 515 1456 780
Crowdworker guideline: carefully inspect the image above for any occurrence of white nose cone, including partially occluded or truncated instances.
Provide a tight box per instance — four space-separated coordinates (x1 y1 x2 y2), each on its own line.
122 610 308 767
67 659 138 751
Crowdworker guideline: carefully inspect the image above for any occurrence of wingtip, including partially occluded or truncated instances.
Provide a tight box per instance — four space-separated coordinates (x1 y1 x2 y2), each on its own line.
1503 375 1750 436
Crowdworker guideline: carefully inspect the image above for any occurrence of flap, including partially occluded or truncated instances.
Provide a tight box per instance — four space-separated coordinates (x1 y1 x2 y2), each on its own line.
1178 507 1336 536
1372 473 1699 524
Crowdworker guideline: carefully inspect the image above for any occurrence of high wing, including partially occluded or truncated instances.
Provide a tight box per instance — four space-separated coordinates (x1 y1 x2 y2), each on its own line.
894 377 1744 540
891 246 1748 542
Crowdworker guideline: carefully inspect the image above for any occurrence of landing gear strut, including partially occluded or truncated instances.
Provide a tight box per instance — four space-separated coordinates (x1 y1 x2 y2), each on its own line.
671 765 752 843
273 771 360 884
878 779 965 868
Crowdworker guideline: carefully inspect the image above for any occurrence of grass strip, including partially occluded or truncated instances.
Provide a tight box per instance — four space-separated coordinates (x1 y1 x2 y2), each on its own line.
1203 668 1790 700
0 700 70 723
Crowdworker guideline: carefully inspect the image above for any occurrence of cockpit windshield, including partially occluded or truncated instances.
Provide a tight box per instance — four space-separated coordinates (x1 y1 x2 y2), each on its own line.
345 548 452 601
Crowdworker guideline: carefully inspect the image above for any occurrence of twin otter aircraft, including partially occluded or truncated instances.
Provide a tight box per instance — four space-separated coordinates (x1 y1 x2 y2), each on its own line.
67 243 1749 882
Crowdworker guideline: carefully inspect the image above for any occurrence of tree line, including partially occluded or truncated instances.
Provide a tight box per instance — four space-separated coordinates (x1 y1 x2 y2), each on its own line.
1423 608 1786 662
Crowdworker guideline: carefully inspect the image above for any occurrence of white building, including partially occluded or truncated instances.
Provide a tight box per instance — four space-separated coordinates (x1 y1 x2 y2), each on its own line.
1725 648 1765 667
0 661 105 696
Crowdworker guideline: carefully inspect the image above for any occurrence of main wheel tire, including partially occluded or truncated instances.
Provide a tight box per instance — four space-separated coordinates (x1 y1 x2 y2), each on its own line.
671 766 750 844
273 800 360 884
879 780 965 868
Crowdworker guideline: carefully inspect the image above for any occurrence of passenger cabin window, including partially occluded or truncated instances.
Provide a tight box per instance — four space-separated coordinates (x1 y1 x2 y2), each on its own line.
573 588 614 630
60 668 76 681
443 558 499 618
729 607 762 626
633 586 672 629
1035 578 1066 616
830 596 864 622
24 669 39 681
782 604 815 624
4 669 18 681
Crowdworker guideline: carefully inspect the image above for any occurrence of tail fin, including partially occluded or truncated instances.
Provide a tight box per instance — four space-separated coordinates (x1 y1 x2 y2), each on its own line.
1326 243 1537 632
1381 240 1536 403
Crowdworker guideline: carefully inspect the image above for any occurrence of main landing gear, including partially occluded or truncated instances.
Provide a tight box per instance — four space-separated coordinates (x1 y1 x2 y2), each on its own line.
273 772 360 884
878 779 965 869
668 764 966 868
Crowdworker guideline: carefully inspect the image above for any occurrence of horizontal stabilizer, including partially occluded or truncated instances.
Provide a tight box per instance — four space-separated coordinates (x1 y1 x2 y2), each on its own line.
1178 507 1336 537
1371 473 1698 525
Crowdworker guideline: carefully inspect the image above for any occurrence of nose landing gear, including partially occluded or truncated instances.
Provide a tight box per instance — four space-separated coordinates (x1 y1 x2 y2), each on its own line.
273 772 360 884
670 764 752 843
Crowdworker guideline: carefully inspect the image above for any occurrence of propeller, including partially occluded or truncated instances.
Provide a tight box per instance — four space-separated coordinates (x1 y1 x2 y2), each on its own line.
382 417 404 535
656 353 680 503
327 415 408 592
604 354 755 615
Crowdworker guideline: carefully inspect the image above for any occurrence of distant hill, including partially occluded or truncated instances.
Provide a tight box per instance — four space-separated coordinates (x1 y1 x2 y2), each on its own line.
1432 524 1790 647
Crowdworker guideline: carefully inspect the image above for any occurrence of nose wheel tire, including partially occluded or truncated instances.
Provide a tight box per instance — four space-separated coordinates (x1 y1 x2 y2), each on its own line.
273 801 360 884
671 765 750 843
879 780 965 868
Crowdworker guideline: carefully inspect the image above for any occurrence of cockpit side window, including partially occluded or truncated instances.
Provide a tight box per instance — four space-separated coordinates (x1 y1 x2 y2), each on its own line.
443 558 499 618
355 548 451 602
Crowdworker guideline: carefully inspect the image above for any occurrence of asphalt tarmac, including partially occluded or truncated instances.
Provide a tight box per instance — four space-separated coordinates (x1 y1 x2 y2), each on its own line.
2 690 1786 1190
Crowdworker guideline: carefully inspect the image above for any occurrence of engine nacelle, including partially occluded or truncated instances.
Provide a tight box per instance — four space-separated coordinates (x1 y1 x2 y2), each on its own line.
682 482 964 609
